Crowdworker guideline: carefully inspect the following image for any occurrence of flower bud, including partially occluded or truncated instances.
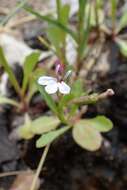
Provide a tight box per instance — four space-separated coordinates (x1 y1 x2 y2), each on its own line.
55 59 64 75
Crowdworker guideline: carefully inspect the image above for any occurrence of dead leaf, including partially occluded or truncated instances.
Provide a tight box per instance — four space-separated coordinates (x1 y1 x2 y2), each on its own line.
10 170 40 190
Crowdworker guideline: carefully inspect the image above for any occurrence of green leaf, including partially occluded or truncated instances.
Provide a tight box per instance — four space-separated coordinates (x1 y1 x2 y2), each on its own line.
118 11 127 32
73 120 102 151
85 116 113 132
89 5 104 26
31 116 60 134
26 79 37 103
26 68 46 103
0 96 19 108
58 80 84 118
19 115 60 140
111 0 117 25
96 0 103 8
78 0 87 36
47 4 70 56
79 2 91 59
57 93 74 122
59 80 83 108
58 93 74 108
59 4 70 25
36 126 70 148
37 83 58 115
0 47 21 95
18 114 33 140
24 5 77 41
116 38 127 57
0 0 28 25
22 51 40 94
47 26 63 54
33 67 46 79
71 79 84 97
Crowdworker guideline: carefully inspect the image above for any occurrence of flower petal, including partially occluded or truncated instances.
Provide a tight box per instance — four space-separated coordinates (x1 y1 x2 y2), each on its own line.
58 81 71 94
38 76 57 86
45 81 58 94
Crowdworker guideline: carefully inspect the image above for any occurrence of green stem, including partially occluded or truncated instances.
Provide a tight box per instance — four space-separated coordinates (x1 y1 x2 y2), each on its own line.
56 0 67 67
111 0 117 35
95 0 100 33
30 144 50 190
56 0 61 20
75 0 87 77
69 89 114 105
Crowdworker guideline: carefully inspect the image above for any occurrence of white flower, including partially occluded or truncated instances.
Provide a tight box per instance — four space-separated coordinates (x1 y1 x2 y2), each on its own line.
38 76 71 95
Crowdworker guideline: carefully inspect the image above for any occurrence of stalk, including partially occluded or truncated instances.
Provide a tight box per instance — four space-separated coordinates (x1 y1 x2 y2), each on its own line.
95 0 100 34
75 0 87 77
56 0 61 20
111 0 117 36
56 0 67 67
30 144 50 190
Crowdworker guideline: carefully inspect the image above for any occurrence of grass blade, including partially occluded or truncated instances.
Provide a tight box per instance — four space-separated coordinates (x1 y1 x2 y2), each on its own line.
24 5 77 41
22 51 40 95
111 0 117 30
79 3 91 59
0 47 21 95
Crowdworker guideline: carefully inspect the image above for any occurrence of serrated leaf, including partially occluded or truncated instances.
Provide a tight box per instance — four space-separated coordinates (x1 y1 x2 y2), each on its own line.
22 51 40 94
116 38 127 57
85 116 113 132
36 126 70 148
73 120 102 151
31 116 60 134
